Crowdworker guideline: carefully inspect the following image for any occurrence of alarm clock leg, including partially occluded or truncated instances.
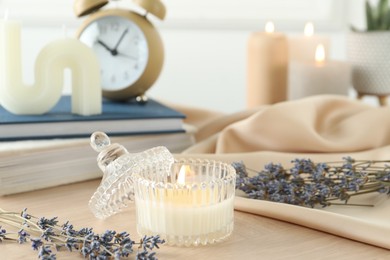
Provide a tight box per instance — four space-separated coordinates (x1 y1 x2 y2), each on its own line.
136 94 148 104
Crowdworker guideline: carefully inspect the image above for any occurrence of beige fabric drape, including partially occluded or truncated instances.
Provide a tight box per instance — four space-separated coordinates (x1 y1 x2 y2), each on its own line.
171 95 390 250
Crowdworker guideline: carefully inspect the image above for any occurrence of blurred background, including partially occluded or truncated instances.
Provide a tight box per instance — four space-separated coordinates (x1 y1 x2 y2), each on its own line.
0 0 369 113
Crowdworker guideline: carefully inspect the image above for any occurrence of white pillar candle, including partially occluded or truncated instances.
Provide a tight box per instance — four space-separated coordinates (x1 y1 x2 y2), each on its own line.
288 44 351 100
288 22 330 62
247 21 288 108
0 19 101 115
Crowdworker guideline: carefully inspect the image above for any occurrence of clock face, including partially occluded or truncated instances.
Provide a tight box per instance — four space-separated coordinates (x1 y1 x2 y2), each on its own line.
78 16 149 91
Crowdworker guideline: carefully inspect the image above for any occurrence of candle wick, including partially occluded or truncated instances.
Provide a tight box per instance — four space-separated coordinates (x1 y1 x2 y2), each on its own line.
4 8 9 21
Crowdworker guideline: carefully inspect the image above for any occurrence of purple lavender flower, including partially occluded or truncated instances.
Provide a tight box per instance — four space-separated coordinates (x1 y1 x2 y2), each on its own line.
233 157 390 208
62 221 77 236
65 237 79 252
37 217 58 229
20 208 31 220
0 226 7 241
100 230 116 244
17 229 30 244
41 227 55 241
0 208 164 259
31 238 43 250
38 245 56 259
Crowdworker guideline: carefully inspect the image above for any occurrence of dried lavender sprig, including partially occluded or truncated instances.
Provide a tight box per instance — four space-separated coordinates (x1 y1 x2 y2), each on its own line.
0 208 165 260
233 157 390 208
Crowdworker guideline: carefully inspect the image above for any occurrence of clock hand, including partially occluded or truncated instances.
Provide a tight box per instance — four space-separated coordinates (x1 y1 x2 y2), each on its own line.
97 38 128 57
111 28 129 55
97 39 114 53
117 52 138 60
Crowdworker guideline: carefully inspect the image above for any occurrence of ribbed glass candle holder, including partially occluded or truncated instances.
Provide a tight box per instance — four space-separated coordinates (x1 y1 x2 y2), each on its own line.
132 158 236 246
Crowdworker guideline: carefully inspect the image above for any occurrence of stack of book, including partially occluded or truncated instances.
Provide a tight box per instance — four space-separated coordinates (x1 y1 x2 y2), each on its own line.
0 96 195 195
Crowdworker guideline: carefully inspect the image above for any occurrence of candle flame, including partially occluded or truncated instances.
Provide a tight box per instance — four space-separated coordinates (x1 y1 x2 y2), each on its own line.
315 44 325 64
265 21 275 33
304 22 314 37
177 165 190 185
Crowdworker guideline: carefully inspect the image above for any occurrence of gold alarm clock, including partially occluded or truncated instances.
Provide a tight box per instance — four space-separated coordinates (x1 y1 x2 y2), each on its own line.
74 0 165 101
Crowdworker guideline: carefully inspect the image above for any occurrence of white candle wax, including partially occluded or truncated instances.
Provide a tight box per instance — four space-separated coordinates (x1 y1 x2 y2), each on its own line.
247 22 288 107
288 60 351 100
0 20 101 115
288 22 330 62
135 196 234 240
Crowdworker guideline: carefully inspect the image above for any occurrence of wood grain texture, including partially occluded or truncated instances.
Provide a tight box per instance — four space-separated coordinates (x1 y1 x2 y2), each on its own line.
0 180 388 259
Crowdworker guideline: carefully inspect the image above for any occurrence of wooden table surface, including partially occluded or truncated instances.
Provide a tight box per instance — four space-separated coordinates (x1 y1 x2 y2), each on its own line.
0 179 388 260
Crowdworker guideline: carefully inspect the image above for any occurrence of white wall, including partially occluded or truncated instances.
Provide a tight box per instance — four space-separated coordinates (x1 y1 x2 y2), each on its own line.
0 0 369 113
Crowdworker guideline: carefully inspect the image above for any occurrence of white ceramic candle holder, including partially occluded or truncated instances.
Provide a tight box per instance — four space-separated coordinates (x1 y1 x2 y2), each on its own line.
132 158 236 246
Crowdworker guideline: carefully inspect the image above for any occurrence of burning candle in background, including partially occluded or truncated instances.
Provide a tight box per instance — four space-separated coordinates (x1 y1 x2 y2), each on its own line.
0 10 101 115
304 22 314 36
288 22 331 62
288 44 351 100
246 21 288 108
315 44 326 65
265 21 275 33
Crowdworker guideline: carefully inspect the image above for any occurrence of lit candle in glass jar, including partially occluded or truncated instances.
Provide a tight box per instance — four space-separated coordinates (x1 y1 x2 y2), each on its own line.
133 159 236 246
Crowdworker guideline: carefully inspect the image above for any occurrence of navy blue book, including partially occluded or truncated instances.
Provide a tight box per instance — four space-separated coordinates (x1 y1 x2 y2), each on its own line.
0 96 186 141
